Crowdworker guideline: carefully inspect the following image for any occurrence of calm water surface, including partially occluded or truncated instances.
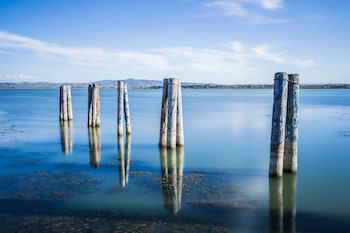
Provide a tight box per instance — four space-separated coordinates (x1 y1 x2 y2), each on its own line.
0 88 349 232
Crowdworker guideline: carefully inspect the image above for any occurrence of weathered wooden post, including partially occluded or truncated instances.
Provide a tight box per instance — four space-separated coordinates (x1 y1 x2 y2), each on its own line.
117 81 125 136
284 74 299 173
88 126 101 168
176 80 184 146
124 83 132 134
67 86 73 120
167 78 178 149
269 72 289 177
88 84 100 127
159 78 184 148
59 85 73 121
159 79 169 147
117 81 132 136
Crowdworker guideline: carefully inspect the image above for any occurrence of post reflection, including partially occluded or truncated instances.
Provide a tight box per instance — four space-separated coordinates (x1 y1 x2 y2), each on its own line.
118 134 131 187
88 127 101 168
159 146 184 214
60 121 73 155
269 174 297 233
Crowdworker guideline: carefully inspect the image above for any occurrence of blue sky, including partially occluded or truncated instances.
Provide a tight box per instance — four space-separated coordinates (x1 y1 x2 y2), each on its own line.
0 0 349 84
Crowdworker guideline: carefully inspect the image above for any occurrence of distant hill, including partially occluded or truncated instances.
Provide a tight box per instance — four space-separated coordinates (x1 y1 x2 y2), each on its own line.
0 79 349 89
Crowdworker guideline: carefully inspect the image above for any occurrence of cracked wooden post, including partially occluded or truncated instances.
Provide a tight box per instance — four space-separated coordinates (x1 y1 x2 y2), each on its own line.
176 80 184 146
284 74 299 173
124 83 132 134
88 84 100 127
67 86 73 120
59 85 73 121
117 81 125 136
159 79 169 147
159 78 184 148
167 78 178 149
269 72 288 178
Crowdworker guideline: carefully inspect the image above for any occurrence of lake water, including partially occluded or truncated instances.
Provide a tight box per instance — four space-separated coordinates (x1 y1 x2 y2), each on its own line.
0 88 349 232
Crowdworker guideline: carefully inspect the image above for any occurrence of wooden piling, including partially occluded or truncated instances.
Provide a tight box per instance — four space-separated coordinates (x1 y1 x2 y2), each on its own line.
159 79 169 147
62 86 68 120
67 85 73 120
269 72 289 178
59 85 73 121
88 84 100 127
284 74 299 173
167 78 178 149
176 80 184 146
124 83 132 134
159 78 184 148
117 81 125 136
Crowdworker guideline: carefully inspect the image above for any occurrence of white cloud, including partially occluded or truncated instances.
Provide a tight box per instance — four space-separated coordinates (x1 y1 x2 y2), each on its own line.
255 0 283 10
251 43 286 63
0 74 40 83
203 1 247 17
292 58 317 68
0 31 315 83
203 0 286 24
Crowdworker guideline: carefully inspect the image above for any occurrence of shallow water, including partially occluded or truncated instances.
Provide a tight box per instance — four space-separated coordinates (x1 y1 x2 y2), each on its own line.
0 88 349 232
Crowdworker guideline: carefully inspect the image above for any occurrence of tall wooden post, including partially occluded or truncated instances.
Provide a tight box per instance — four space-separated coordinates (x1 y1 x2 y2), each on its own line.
67 86 73 120
117 81 125 136
159 78 184 148
124 83 132 134
167 78 178 149
59 85 73 121
117 81 132 136
176 80 184 146
62 85 68 120
159 79 169 147
88 84 100 127
269 72 288 178
284 74 299 173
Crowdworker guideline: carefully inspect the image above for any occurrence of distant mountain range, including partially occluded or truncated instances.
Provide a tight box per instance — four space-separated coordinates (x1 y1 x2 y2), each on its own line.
0 78 349 89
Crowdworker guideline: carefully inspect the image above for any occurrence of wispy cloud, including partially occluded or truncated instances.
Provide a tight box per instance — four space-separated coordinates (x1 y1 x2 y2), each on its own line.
0 74 40 83
251 43 286 63
0 31 315 82
202 0 286 24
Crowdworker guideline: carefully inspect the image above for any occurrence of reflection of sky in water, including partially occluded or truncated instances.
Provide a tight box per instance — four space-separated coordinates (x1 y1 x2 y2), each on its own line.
0 88 350 231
